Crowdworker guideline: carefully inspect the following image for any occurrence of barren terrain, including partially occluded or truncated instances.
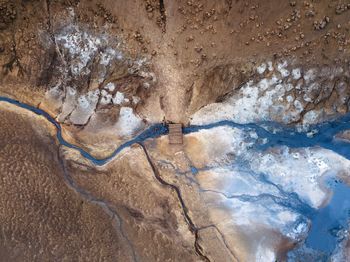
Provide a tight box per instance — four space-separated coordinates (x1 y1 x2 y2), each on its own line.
0 0 350 261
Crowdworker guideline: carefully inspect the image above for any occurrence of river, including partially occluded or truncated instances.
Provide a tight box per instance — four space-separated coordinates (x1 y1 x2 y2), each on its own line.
1 95 350 260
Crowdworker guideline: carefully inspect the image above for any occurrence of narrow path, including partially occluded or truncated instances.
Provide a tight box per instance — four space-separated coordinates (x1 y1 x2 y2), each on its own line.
137 142 211 261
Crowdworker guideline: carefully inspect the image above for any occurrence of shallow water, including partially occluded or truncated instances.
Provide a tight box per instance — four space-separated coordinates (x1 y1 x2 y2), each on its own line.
0 96 168 165
184 115 350 160
305 179 350 255
1 95 350 258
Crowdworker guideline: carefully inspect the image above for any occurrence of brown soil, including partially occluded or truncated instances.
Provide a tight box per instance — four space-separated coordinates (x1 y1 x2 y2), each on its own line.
0 107 132 261
63 144 200 261
0 1 350 261
0 0 349 123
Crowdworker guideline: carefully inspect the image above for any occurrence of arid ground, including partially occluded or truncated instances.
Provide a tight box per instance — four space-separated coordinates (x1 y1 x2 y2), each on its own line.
0 0 350 261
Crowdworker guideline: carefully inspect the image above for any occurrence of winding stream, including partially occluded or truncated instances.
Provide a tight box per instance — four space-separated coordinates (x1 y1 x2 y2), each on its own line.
1 95 350 260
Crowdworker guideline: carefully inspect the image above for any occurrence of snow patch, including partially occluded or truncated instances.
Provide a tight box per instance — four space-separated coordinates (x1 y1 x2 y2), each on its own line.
267 61 274 71
77 95 90 109
190 61 343 126
303 110 322 126
191 75 291 125
104 82 116 92
69 90 99 125
55 25 122 79
114 107 143 137
58 86 77 122
292 68 302 80
220 196 307 243
132 96 140 104
303 69 316 84
198 167 281 198
100 94 112 105
112 92 125 105
256 246 276 262
100 48 117 66
187 126 256 166
257 63 267 74
277 61 290 78
250 147 350 208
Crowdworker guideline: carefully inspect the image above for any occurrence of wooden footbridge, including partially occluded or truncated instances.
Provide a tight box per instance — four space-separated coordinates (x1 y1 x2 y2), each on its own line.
168 123 183 144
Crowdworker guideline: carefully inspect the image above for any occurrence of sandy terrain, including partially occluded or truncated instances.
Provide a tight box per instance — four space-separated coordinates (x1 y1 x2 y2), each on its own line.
0 106 133 261
0 0 350 261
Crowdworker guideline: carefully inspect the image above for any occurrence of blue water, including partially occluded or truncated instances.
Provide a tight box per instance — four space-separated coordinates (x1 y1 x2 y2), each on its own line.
190 166 199 175
305 179 350 255
0 96 169 165
184 115 350 160
1 95 350 258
